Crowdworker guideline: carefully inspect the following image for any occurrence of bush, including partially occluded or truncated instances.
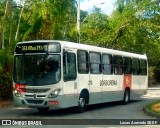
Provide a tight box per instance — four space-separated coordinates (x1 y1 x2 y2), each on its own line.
148 66 156 86
0 49 13 101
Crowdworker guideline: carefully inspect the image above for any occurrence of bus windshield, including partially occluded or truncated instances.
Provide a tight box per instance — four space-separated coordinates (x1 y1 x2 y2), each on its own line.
13 54 61 86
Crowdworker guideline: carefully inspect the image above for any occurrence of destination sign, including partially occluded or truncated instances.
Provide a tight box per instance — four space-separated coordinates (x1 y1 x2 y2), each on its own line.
21 45 47 51
15 42 61 54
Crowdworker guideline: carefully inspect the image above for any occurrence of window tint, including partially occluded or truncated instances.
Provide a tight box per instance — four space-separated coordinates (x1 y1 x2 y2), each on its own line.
102 54 112 74
113 56 123 75
132 58 140 75
140 59 147 75
77 50 89 74
63 52 77 81
123 57 132 74
90 52 101 74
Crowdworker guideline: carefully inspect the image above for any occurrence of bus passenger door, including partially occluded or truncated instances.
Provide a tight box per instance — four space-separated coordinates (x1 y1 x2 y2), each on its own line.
62 50 78 107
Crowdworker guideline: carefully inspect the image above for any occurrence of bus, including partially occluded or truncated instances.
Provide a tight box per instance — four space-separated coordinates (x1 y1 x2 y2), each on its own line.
13 40 148 113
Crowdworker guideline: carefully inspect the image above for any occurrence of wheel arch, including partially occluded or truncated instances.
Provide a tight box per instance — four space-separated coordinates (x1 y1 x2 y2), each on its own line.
124 87 130 94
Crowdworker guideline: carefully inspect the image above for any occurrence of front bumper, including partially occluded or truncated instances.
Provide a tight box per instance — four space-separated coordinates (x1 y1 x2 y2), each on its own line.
13 94 64 109
13 93 79 109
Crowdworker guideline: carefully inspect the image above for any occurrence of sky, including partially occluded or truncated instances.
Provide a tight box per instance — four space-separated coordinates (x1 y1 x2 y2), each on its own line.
80 0 117 15
14 0 116 16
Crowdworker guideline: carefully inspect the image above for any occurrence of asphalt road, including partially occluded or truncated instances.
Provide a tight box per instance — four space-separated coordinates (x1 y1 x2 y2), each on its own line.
0 87 160 128
0 98 156 119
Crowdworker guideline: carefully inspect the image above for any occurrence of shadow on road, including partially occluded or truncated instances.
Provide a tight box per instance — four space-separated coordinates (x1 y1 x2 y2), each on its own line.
22 100 142 117
87 100 141 112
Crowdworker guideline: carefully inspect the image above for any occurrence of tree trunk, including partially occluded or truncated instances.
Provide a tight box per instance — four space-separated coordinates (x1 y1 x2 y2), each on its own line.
1 0 9 49
15 0 26 41
9 0 13 50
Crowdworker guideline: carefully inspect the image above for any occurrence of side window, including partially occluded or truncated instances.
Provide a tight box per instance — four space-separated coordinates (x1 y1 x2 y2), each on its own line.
77 50 89 74
102 54 112 74
113 55 123 75
132 58 140 75
123 57 132 74
140 59 147 75
90 52 101 74
63 52 77 81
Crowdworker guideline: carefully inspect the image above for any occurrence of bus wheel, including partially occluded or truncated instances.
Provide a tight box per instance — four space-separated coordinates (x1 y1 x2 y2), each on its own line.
77 93 87 113
123 89 130 104
37 107 49 113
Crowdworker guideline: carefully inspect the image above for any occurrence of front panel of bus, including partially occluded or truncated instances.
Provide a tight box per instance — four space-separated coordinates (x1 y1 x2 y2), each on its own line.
13 42 65 109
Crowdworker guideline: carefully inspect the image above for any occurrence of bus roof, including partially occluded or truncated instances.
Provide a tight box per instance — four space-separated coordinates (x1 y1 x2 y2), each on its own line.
17 40 147 59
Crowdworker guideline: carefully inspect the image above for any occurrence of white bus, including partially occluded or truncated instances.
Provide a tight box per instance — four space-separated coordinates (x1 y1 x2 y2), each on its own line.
13 40 148 113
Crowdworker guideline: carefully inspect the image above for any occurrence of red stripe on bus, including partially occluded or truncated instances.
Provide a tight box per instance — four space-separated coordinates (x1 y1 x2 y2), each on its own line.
123 75 132 89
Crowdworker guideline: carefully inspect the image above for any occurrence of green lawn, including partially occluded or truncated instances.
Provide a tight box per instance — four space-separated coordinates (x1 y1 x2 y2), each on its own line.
146 100 160 115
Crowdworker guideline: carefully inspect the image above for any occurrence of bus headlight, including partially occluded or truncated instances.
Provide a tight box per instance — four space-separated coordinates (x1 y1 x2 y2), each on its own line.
48 88 61 98
13 89 22 97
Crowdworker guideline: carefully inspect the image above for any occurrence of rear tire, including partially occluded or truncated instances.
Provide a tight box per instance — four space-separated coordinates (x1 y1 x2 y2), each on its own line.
123 89 130 104
77 93 87 113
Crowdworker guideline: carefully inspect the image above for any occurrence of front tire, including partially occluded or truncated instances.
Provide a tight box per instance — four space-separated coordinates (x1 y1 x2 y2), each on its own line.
77 93 87 113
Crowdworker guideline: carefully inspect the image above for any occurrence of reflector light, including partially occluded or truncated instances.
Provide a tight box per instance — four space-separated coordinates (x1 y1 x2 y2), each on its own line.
48 101 58 105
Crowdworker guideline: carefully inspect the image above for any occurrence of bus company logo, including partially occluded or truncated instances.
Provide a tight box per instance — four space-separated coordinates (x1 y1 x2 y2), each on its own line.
33 94 36 99
126 77 129 85
124 75 132 88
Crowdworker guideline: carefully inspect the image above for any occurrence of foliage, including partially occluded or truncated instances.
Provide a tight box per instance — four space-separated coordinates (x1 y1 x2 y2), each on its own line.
0 49 13 100
106 0 160 83
22 0 77 41
146 100 160 115
81 6 110 45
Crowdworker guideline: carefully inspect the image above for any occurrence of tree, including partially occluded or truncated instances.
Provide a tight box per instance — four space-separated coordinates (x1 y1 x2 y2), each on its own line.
81 7 110 45
23 0 77 41
15 0 26 41
1 0 8 49
110 0 160 82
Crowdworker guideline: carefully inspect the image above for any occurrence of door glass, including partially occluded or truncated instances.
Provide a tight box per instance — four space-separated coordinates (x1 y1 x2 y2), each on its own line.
63 52 77 81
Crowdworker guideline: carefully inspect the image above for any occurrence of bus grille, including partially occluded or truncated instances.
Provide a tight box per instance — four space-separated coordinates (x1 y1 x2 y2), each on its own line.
26 99 44 104
25 95 46 98
23 88 50 93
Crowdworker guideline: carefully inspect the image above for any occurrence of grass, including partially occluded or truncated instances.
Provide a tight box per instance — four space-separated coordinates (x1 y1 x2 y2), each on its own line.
146 100 160 115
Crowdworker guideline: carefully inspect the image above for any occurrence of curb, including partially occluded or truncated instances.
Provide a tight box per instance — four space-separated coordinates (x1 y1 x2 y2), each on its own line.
143 105 160 118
